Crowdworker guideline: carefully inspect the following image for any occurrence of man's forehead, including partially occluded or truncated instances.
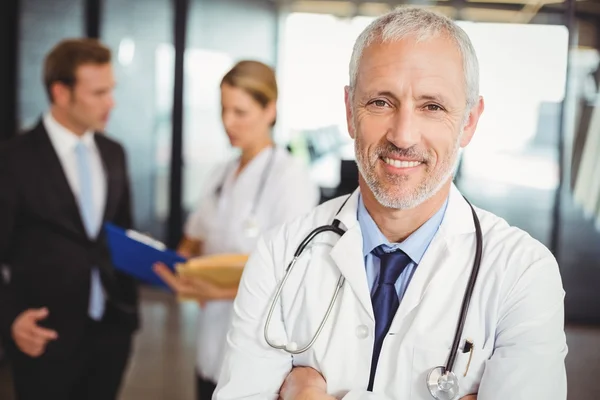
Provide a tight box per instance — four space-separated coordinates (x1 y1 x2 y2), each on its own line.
74 63 114 85
360 35 461 68
354 37 465 97
75 63 113 77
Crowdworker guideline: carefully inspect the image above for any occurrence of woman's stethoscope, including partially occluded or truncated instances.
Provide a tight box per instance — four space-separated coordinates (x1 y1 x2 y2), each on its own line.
214 147 276 238
264 195 483 400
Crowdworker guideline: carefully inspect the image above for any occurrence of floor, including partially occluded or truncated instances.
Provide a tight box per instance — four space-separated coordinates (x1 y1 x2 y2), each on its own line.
1 286 599 399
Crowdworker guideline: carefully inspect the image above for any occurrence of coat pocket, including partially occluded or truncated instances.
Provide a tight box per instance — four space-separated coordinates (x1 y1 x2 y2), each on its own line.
410 342 489 400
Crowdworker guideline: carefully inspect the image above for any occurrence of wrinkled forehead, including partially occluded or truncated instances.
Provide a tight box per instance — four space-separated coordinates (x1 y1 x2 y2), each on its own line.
355 35 467 105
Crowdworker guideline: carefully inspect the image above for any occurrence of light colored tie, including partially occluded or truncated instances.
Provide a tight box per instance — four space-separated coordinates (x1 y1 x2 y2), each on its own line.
75 141 105 321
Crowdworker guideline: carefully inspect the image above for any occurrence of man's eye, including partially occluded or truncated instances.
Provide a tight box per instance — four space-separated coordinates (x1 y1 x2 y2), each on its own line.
372 100 388 107
426 104 442 111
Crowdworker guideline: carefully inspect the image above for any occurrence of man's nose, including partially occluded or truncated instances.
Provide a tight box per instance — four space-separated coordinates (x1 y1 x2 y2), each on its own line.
386 105 420 149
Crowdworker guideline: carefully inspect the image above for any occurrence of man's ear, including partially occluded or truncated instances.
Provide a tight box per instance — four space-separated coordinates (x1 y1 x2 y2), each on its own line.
345 86 356 139
460 96 485 148
51 82 73 107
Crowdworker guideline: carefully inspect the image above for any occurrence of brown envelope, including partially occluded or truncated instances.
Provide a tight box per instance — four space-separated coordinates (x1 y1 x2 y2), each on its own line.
175 254 249 288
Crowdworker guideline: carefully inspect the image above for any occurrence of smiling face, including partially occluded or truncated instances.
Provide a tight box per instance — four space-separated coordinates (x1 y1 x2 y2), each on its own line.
346 34 484 210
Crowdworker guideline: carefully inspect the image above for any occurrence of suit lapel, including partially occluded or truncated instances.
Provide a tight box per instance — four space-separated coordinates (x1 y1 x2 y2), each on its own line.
31 121 87 238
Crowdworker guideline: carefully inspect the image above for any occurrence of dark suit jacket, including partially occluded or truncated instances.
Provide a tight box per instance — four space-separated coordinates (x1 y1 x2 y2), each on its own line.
0 120 139 357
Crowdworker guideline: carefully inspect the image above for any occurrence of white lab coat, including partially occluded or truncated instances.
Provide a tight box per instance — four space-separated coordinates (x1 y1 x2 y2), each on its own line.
185 146 320 383
214 184 568 399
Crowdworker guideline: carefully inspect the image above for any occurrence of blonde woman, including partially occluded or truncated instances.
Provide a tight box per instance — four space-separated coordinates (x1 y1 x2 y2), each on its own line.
155 60 320 399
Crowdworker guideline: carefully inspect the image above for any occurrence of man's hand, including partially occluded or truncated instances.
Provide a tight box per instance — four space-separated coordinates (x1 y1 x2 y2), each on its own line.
278 367 476 400
280 367 336 400
11 307 58 357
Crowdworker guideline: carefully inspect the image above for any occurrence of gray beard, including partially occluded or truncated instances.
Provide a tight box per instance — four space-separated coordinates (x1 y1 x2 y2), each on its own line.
354 132 462 210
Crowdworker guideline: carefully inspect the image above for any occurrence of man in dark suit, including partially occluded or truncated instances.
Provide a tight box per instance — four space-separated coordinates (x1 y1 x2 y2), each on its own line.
0 38 138 400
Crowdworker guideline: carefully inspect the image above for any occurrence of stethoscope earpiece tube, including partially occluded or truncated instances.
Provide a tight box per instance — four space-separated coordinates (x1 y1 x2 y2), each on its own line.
264 223 347 354
293 196 350 258
293 223 346 258
264 195 351 354
444 198 483 374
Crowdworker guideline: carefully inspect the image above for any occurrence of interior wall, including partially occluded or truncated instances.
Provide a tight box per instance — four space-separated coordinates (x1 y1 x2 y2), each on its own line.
181 0 279 219
18 0 84 130
100 0 173 237
560 17 600 324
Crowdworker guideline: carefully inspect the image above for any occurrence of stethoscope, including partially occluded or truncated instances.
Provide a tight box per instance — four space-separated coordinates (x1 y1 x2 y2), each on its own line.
264 195 483 400
214 147 276 238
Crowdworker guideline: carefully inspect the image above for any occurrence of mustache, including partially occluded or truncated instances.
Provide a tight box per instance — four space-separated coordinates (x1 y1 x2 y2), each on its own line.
374 142 429 162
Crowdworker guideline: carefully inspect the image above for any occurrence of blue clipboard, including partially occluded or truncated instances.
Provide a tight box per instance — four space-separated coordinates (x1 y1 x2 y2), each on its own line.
104 222 186 289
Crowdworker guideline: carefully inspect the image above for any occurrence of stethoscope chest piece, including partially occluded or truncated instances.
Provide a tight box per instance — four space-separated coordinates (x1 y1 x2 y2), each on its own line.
427 367 459 400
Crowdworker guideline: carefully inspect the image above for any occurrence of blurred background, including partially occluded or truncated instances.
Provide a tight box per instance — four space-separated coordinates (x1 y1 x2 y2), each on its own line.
1 0 599 398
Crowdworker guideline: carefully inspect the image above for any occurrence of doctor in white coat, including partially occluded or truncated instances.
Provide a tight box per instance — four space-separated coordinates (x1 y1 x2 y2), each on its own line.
213 7 567 400
154 60 320 399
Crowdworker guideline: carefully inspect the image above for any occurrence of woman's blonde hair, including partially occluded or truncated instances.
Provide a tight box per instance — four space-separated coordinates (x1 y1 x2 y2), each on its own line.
221 60 278 125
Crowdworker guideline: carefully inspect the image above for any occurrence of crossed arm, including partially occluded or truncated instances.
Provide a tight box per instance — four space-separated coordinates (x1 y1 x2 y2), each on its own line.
214 233 567 399
279 367 476 400
213 237 480 399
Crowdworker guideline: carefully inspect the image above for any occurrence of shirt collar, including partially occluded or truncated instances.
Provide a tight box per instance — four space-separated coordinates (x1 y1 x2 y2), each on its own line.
44 112 95 156
357 193 449 264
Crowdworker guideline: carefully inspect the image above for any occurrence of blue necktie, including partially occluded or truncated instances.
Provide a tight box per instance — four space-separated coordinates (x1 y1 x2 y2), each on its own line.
75 141 105 321
367 246 412 391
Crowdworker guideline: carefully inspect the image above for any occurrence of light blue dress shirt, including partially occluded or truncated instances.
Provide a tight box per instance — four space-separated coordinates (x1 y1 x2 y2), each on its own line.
357 194 449 301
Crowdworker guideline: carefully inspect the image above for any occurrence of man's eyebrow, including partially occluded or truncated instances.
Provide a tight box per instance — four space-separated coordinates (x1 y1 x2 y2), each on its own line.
359 90 400 102
414 94 449 104
358 91 450 105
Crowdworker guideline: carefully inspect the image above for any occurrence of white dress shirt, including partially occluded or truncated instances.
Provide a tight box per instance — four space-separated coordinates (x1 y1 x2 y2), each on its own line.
185 146 320 383
44 113 107 236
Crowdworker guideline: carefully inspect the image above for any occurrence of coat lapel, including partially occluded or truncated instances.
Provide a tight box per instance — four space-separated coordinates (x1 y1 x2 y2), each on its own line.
389 236 450 333
330 225 374 320
389 184 477 333
31 121 87 238
328 190 375 320
326 185 477 329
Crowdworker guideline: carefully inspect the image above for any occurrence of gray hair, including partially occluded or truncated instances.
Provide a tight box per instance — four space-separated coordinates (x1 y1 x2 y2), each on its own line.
349 6 480 109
